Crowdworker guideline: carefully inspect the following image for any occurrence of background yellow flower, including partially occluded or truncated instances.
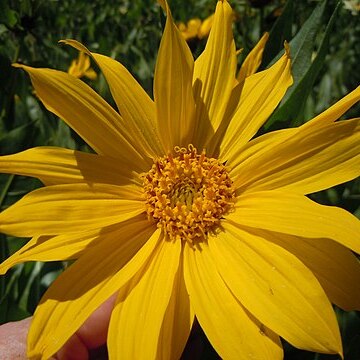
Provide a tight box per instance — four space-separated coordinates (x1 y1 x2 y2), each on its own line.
178 14 214 41
68 52 97 80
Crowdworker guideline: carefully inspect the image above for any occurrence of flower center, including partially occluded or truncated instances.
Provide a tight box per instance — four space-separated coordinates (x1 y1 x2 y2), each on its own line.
143 145 235 243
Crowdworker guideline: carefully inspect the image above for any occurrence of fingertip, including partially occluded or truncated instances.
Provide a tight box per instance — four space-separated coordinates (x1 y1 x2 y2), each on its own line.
0 317 32 359
76 293 117 350
56 333 88 360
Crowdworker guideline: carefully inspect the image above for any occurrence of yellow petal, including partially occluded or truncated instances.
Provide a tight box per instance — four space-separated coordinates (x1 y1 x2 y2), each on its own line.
210 223 342 355
227 87 360 172
198 14 214 39
108 237 181 359
229 127 296 186
67 59 78 77
257 230 360 311
60 39 164 158
183 18 201 40
78 52 88 70
177 22 186 31
0 147 141 186
84 68 97 80
154 0 196 151
68 52 95 79
237 32 269 83
0 215 147 275
220 46 293 163
0 183 144 237
209 91 293 158
227 190 360 254
13 64 149 171
304 85 360 129
192 0 236 149
183 243 283 360
27 225 160 359
232 118 360 194
68 56 77 68
157 252 194 360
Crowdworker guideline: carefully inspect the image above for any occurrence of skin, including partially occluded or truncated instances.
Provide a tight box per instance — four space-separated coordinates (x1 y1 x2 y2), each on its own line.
0 294 205 360
0 295 116 360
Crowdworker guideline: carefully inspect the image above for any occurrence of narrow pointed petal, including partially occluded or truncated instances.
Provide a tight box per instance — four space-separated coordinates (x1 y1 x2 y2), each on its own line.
237 32 269 83
84 67 97 80
0 147 141 186
78 52 88 70
220 46 293 163
13 64 149 171
183 243 283 360
0 183 144 237
154 1 196 151
227 127 296 185
258 230 360 311
61 39 164 158
304 85 360 128
210 223 342 355
157 252 194 360
192 0 237 148
232 118 360 194
0 236 49 275
0 215 147 275
205 80 244 158
108 237 181 360
27 225 160 359
227 191 360 254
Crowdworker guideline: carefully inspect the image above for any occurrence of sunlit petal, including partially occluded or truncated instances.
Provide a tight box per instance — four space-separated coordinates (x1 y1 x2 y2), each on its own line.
227 190 360 254
254 229 360 311
157 252 194 360
0 147 141 186
183 243 283 360
13 64 149 171
108 237 181 359
232 118 360 194
61 39 164 158
304 85 360 128
0 215 149 275
154 0 196 151
220 46 292 163
237 32 269 83
210 223 342 355
0 183 144 237
27 226 160 359
192 0 237 148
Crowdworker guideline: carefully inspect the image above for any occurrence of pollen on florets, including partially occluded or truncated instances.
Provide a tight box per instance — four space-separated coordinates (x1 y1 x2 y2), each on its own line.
142 145 235 243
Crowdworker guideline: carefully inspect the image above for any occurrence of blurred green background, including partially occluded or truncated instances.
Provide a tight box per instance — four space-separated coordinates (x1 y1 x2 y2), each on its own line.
0 0 359 359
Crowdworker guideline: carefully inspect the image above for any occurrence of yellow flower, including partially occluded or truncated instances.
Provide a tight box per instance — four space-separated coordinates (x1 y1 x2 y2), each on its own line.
1 0 360 359
178 18 201 40
178 13 214 41
198 14 214 39
67 51 97 80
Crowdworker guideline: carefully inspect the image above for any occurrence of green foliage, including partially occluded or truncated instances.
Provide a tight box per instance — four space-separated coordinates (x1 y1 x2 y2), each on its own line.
266 0 341 128
260 0 294 67
0 0 359 359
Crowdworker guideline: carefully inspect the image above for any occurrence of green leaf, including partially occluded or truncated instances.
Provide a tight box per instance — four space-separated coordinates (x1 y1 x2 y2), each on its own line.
18 262 43 311
265 1 340 129
0 124 33 154
6 304 30 321
0 0 19 28
260 0 294 68
286 0 327 87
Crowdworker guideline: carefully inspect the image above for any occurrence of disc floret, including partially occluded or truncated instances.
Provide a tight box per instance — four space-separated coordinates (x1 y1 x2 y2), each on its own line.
143 145 235 243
